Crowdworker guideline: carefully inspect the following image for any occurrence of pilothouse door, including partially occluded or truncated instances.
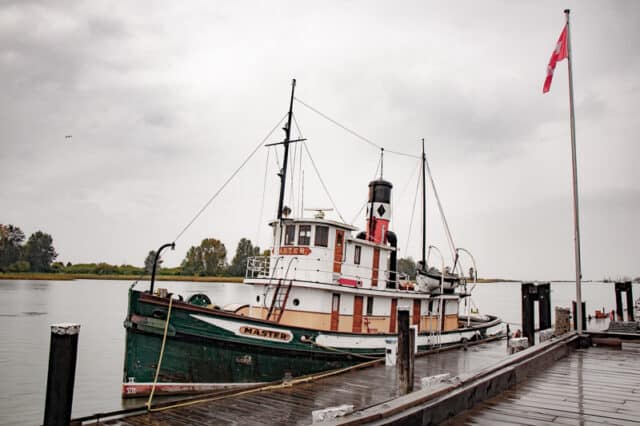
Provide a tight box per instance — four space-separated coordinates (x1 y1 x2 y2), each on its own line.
333 230 344 273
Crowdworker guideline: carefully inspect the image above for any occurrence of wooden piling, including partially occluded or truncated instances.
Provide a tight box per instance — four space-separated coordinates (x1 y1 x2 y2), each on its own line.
572 300 586 331
43 323 80 426
397 308 414 394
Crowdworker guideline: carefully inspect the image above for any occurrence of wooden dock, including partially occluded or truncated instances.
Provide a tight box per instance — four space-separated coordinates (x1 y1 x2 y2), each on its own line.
90 339 508 425
448 345 640 425
81 333 640 425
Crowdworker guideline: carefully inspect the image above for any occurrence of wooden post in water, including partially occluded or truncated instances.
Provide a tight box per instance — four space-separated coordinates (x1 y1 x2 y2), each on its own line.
614 281 634 321
397 308 414 394
572 301 586 331
44 323 80 426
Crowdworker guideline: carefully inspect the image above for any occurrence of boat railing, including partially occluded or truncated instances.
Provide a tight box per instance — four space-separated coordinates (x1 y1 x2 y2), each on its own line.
246 256 274 279
247 255 422 292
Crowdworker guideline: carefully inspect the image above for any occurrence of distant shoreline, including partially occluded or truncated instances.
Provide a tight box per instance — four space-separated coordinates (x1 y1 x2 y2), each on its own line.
0 273 244 283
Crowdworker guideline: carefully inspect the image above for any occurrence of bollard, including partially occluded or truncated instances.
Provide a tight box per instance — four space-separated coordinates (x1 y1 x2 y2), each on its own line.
44 323 80 426
397 308 414 394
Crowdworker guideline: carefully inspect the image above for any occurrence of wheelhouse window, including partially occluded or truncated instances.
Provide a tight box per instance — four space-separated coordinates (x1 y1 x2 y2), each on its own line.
314 225 329 247
284 225 296 246
366 296 373 316
298 225 311 246
354 245 361 265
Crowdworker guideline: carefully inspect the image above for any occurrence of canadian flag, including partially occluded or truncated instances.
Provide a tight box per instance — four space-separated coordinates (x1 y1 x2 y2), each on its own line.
543 24 568 93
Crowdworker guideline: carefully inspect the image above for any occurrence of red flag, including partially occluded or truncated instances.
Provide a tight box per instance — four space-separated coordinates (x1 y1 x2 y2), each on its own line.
543 24 568 93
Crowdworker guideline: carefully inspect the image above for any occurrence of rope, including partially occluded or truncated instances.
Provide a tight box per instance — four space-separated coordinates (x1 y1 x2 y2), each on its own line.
308 340 383 360
256 147 271 247
146 297 174 410
404 162 422 255
302 142 346 223
294 97 420 159
147 357 381 413
424 150 457 262
349 156 382 225
173 113 287 243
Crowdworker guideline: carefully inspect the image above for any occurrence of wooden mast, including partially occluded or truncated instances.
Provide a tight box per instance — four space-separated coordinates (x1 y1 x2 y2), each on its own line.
421 138 427 267
277 79 297 220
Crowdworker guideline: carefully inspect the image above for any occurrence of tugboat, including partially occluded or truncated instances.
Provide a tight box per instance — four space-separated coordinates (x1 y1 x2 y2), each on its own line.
121 80 504 397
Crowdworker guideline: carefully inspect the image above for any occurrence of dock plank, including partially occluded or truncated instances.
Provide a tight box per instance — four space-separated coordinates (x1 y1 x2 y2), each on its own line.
448 346 640 426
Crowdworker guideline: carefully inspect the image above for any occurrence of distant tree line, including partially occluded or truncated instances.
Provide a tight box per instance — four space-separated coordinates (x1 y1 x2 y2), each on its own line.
0 225 58 272
0 224 264 277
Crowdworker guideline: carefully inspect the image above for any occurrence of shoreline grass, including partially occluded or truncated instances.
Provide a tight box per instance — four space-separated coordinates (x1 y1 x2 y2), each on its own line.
0 273 244 283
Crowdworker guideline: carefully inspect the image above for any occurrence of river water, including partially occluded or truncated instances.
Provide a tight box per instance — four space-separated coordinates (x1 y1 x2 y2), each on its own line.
0 279 637 425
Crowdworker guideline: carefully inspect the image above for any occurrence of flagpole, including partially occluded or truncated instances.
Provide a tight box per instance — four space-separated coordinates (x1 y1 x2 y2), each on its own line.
564 9 583 334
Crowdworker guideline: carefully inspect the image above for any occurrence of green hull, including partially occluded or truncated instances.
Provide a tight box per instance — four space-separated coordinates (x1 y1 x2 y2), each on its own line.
122 289 368 397
122 289 503 397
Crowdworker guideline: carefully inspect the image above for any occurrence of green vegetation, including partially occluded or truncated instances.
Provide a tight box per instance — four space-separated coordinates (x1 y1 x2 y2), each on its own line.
0 223 263 281
0 225 58 272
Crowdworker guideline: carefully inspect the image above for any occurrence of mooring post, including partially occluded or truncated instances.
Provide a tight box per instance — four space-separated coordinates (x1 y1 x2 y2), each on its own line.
625 283 634 321
615 281 634 321
572 301 586 331
44 323 80 426
538 283 551 330
614 284 624 321
521 283 535 346
397 307 414 394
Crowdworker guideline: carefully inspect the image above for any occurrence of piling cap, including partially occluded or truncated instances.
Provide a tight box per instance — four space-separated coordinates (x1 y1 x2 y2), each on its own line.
51 323 81 335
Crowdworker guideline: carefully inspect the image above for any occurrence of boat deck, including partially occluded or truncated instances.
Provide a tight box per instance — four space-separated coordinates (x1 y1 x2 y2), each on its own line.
448 345 640 425
99 339 509 425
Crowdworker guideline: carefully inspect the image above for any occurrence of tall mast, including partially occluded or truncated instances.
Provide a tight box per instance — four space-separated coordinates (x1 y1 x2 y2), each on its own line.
421 138 427 267
277 79 297 220
565 9 583 334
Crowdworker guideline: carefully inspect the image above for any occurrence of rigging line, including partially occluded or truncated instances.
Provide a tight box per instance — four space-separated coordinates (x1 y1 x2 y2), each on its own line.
302 142 346 223
397 158 422 201
289 137 297 213
173 113 288 243
292 113 305 217
256 147 271 247
294 97 422 160
349 155 382 225
424 151 456 262
404 162 422 255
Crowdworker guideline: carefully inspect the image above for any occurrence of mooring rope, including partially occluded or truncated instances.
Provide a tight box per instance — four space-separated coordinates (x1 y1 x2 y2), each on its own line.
146 297 174 410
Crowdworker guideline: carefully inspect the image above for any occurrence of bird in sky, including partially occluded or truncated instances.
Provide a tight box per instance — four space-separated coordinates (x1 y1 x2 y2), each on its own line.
65 135 72 140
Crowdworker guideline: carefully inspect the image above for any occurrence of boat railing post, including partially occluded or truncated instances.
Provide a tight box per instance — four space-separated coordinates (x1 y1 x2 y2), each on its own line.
43 323 80 426
397 307 414 394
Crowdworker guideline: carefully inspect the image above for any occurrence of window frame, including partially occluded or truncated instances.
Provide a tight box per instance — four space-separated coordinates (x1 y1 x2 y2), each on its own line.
298 224 311 246
284 225 296 246
354 245 362 265
314 225 329 247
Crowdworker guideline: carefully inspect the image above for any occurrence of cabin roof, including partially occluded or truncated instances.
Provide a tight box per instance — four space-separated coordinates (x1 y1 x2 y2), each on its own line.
346 237 395 251
269 217 358 231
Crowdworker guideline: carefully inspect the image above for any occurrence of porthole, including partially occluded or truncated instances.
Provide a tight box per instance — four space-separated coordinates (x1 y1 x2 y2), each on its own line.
293 298 300 306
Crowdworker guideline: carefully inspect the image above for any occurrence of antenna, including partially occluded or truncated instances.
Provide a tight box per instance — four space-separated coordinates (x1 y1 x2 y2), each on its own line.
304 208 333 219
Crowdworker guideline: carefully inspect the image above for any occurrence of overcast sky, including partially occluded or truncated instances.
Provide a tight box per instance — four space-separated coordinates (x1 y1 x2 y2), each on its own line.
2 0 639 281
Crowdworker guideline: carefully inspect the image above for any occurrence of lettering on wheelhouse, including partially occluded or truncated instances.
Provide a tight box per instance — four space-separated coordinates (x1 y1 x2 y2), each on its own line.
278 246 311 256
239 326 293 342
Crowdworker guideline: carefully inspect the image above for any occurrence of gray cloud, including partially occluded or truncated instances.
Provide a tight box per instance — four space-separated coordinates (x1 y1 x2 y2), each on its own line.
1 0 638 280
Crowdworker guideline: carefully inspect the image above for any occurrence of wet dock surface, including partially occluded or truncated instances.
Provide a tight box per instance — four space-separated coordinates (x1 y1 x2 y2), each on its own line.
101 340 508 425
448 346 640 425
